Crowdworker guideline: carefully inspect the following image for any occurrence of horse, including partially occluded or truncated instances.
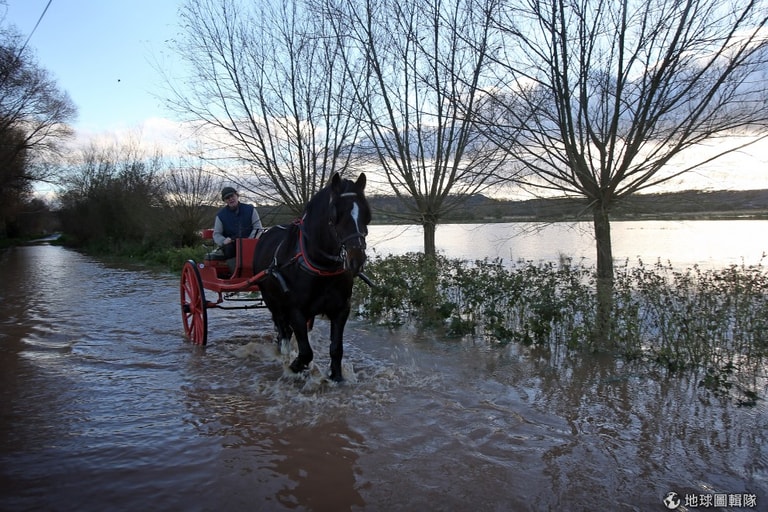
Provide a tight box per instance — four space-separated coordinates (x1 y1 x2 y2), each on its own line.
253 172 371 382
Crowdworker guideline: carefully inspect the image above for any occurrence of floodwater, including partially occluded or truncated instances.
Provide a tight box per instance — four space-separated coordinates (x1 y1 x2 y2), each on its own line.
1 243 766 511
368 219 768 269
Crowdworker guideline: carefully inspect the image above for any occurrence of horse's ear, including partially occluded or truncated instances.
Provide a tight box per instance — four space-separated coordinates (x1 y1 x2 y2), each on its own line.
330 172 341 191
356 173 366 191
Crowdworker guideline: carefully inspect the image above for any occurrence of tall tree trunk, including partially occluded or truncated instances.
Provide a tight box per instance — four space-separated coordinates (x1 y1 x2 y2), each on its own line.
420 219 440 324
593 204 614 281
423 219 437 258
593 205 614 350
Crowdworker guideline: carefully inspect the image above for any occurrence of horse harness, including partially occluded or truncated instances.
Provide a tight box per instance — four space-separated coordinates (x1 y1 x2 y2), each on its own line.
262 192 370 291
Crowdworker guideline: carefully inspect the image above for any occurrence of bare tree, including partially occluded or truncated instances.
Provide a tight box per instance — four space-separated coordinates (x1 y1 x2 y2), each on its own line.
163 157 219 246
165 0 364 215
0 44 75 170
57 141 166 248
483 0 768 344
0 28 76 235
328 0 510 256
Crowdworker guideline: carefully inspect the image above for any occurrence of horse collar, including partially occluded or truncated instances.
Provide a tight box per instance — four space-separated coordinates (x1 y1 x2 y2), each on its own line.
294 219 347 277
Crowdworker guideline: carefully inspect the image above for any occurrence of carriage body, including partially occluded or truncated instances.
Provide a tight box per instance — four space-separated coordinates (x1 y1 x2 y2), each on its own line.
179 230 268 345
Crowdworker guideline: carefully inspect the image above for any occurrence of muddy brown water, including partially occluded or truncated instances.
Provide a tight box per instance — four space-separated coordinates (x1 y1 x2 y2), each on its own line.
0 244 766 511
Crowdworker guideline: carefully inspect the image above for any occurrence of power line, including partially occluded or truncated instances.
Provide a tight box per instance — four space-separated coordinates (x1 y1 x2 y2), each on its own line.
18 0 54 57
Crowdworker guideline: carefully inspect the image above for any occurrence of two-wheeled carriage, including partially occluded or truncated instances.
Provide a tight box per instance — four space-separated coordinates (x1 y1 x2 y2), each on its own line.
180 173 371 381
179 229 268 345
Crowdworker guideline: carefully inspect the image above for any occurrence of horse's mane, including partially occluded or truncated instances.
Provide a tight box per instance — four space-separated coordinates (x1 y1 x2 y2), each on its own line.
303 183 333 220
303 175 367 226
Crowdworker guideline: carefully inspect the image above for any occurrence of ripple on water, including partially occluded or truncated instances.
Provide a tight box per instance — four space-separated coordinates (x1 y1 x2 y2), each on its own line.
179 329 442 431
2 245 767 512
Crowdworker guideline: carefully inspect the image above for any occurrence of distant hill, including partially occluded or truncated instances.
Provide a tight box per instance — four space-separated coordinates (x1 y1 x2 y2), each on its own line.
249 189 768 226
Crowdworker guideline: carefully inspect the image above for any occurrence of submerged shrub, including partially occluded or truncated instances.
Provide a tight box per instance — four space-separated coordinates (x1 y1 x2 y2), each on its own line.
355 253 596 346
353 253 768 399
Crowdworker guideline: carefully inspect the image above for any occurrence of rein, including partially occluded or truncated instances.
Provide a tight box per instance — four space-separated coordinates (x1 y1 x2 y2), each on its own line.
268 190 368 279
261 184 374 290
295 217 348 277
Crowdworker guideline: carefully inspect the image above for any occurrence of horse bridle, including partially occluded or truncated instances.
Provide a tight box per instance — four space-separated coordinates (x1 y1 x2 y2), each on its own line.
333 193 374 285
280 190 372 285
331 192 368 258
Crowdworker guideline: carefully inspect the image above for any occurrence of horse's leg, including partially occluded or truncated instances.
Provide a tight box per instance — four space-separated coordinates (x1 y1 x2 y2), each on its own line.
328 306 350 382
288 311 313 373
273 314 294 355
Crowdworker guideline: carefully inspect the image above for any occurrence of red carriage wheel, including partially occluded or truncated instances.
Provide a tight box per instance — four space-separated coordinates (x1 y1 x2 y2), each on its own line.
180 260 208 345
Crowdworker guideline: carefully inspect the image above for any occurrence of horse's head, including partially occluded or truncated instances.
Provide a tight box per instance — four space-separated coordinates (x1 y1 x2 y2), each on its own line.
328 172 371 276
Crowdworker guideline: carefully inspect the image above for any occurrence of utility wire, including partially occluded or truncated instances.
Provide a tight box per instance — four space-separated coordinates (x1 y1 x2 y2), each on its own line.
18 0 54 58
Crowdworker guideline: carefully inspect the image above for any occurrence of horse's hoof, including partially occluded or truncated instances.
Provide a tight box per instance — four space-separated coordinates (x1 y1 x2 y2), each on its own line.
289 358 309 373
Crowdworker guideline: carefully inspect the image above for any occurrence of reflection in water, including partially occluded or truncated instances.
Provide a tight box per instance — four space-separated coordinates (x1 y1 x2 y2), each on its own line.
266 421 365 510
531 353 767 509
0 245 766 511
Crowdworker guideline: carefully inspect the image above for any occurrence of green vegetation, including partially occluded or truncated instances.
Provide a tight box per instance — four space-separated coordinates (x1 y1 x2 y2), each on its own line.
56 235 209 274
353 253 768 404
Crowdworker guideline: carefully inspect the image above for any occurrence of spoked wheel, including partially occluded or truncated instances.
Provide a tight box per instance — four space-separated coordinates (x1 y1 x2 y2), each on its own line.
180 260 208 345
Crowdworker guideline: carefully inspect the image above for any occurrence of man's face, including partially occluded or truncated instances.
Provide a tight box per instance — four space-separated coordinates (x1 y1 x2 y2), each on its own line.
224 192 239 208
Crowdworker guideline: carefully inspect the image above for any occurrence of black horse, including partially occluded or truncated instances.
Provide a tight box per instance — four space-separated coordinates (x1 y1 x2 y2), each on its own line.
253 173 371 382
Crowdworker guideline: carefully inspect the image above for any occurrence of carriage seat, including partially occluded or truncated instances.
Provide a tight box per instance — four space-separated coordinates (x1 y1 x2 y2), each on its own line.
201 236 259 279
205 249 229 261
233 238 258 278
200 229 229 261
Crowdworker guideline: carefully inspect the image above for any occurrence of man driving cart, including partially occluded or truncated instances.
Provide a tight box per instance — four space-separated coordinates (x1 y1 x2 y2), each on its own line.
213 186 263 267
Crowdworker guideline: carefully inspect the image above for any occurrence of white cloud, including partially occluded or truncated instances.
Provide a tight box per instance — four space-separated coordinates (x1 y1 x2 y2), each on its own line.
67 117 198 157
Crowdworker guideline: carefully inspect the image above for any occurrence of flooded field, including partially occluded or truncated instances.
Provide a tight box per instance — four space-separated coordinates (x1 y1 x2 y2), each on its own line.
0 244 765 511
368 219 768 269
